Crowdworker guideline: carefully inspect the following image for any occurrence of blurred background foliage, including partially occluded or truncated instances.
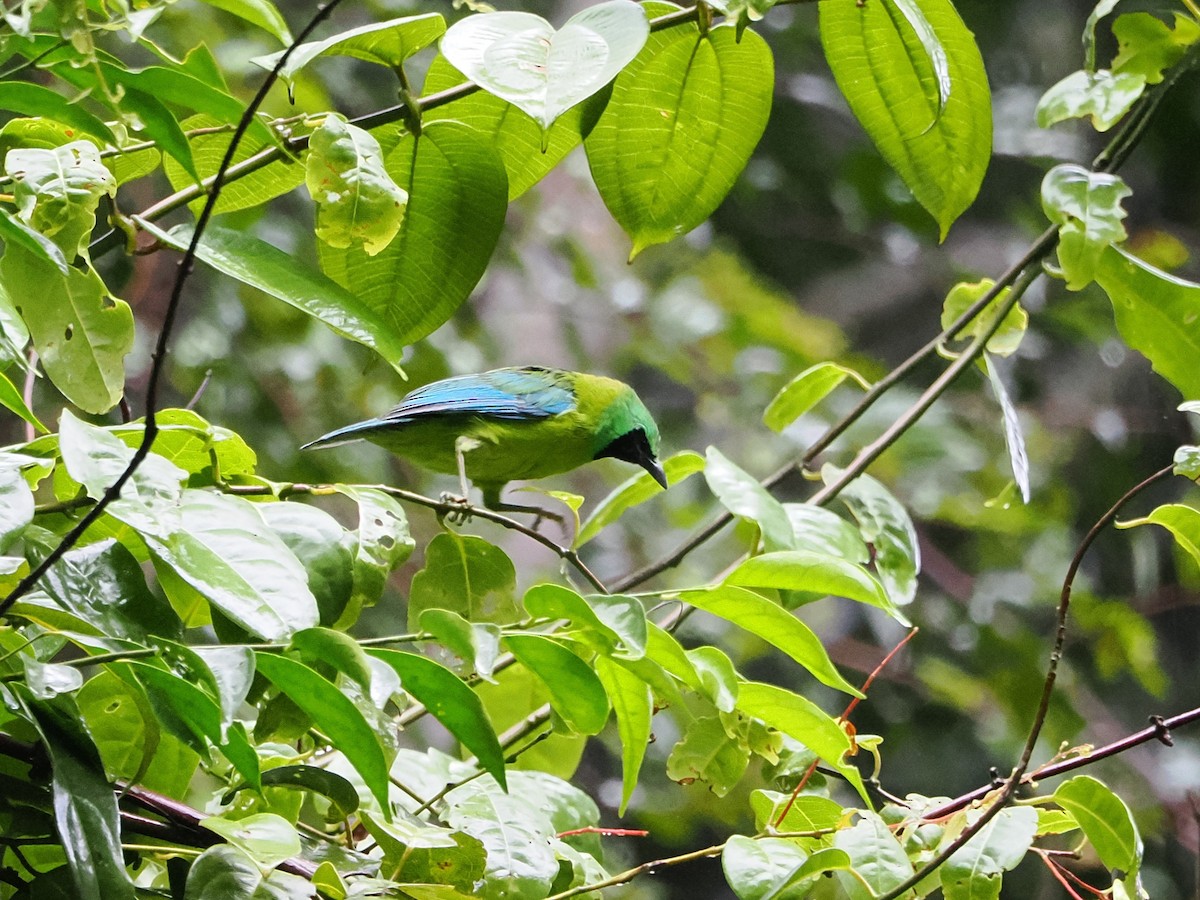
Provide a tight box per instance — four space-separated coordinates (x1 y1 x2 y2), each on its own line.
33 0 1200 894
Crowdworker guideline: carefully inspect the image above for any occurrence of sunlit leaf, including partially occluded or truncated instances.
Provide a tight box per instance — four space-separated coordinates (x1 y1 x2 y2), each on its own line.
764 363 870 432
505 634 610 735
408 531 517 630
594 655 651 814
577 450 703 546
940 806 1038 900
829 469 921 608
705 446 793 552
1036 69 1146 133
1112 12 1200 85
253 13 446 80
1042 164 1131 290
939 279 1027 358
1053 775 1142 877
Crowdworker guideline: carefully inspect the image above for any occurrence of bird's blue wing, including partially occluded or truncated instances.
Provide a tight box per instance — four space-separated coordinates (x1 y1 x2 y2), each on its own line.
383 368 576 423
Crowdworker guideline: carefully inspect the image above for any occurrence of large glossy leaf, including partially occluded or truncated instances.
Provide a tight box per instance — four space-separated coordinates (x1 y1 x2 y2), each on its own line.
736 681 868 804
407 531 517 630
722 834 810 900
0 461 33 551
819 0 991 237
764 363 870 433
142 221 407 373
1095 246 1200 400
197 0 291 44
0 247 132 414
6 141 115 257
586 18 773 257
594 655 651 814
20 691 136 900
317 121 508 348
200 813 302 870
504 635 610 735
681 586 861 696
368 648 506 789
441 0 649 131
258 502 355 628
143 491 319 641
833 811 916 895
254 652 391 810
423 55 598 200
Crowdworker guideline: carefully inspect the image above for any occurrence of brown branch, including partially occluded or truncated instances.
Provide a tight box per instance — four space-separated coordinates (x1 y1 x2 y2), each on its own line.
875 462 1175 900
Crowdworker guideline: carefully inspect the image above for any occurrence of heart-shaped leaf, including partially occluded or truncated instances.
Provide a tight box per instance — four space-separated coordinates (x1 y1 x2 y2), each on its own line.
441 0 649 131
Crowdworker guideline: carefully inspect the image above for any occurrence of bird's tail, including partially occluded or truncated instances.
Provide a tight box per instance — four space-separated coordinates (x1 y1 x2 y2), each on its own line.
300 419 385 450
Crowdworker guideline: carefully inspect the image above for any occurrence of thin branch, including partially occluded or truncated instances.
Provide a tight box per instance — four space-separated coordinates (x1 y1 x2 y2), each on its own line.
545 841 727 900
0 0 348 618
875 462 1175 900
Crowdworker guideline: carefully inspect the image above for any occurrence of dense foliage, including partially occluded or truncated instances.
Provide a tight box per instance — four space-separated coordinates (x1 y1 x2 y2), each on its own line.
1 0 1199 897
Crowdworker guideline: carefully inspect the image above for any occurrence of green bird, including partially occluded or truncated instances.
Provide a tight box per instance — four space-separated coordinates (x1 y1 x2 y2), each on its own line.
303 366 667 513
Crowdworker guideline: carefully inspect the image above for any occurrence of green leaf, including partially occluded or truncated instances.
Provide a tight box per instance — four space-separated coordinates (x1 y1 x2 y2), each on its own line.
162 114 304 216
115 85 198 182
333 485 415 627
644 622 702 692
1095 246 1200 399
984 355 1030 504
22 656 83 698
126 660 261 789
782 505 869 563
749 789 844 834
1112 12 1200 85
441 0 649 131
681 585 862 696
0 246 133 414
764 363 870 432
318 121 508 348
1118 504 1200 570
407 531 517 630
141 221 407 373
1042 164 1131 290
200 813 302 870
1036 69 1146 133
0 205 68 274
254 652 391 810
585 18 772 257
505 634 610 735
726 550 903 623
940 806 1038 900
831 469 921 607
736 681 868 805
0 82 116 146
705 446 794 552
577 449 703 546
667 715 748 797
689 646 739 712
834 811 917 895
20 691 136 900
307 114 407 256
360 812 486 892
368 648 507 790
819 0 991 238
184 845 265 899
197 0 292 44
442 777 561 898
1083 0 1121 73
594 655 651 814
37 538 182 642
144 491 319 641
290 626 374 690
522 583 647 658
939 279 1028 358
0 461 33 551
258 502 355 629
1174 445 1200 480
1053 775 1142 876
5 141 115 257
423 55 598 200
722 834 809 900
419 608 502 681
253 13 446 81
226 765 360 821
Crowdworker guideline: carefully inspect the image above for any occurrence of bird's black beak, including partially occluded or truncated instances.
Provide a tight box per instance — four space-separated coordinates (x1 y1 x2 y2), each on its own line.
597 429 669 491
641 454 668 491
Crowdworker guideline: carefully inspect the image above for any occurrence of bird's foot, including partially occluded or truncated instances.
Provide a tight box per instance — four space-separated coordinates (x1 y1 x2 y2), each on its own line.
438 492 475 525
